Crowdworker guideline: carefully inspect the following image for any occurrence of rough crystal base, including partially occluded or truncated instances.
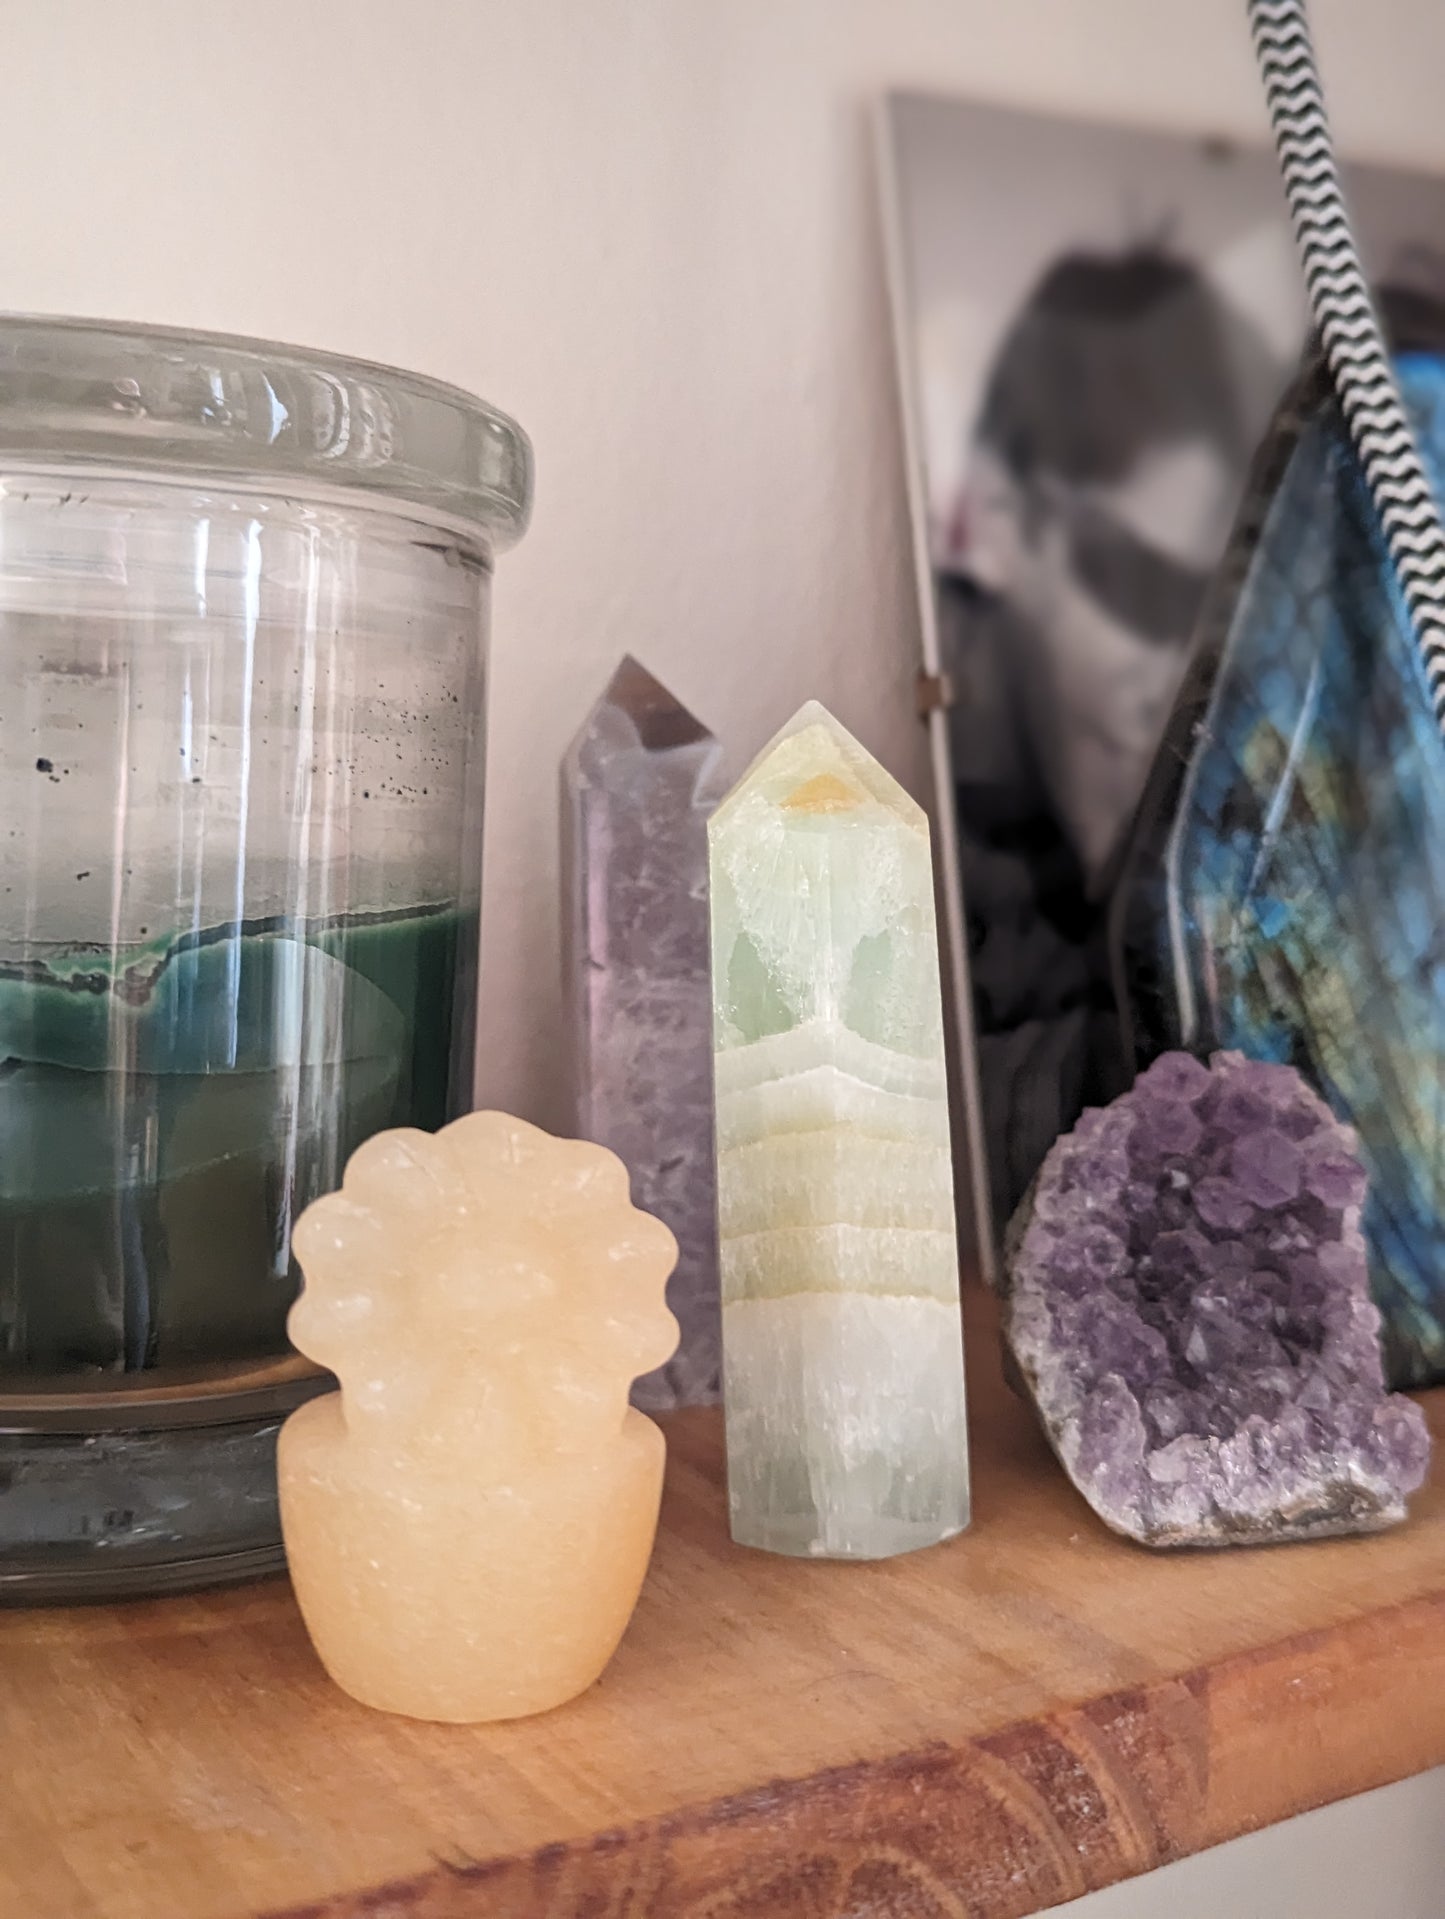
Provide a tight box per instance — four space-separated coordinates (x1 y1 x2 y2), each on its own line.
724 1295 969 1558
1004 1051 1429 1546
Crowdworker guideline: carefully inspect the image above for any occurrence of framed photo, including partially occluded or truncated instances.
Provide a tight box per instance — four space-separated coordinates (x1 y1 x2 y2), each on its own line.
878 90 1445 1279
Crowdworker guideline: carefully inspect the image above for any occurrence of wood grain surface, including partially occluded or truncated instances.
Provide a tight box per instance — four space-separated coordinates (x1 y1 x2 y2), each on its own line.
1 1292 1441 1919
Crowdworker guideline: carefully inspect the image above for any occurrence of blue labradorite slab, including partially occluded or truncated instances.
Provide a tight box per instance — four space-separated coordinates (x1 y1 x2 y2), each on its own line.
1114 348 1445 1388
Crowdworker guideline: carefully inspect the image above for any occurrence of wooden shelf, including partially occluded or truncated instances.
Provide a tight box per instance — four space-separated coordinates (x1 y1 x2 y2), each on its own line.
3 1292 1442 1919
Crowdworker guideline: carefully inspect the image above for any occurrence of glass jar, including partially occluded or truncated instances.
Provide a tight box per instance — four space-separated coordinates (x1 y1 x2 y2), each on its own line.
0 315 532 1599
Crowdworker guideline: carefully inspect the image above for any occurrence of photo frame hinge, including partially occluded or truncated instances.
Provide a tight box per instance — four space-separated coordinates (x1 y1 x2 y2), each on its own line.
915 669 955 720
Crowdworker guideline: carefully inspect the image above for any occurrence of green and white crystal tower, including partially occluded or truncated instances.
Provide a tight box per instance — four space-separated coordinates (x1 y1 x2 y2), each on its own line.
709 702 969 1558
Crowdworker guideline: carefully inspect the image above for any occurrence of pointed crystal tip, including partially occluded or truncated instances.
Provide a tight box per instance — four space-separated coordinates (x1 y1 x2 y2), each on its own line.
600 655 713 753
781 771 863 814
713 699 924 833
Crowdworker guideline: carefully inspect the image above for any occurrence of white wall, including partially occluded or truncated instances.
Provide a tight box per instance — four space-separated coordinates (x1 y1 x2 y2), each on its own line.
6 0 1445 1129
1058 1769 1445 1919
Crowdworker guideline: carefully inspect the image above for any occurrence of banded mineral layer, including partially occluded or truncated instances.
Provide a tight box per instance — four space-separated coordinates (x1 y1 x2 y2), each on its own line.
709 702 969 1559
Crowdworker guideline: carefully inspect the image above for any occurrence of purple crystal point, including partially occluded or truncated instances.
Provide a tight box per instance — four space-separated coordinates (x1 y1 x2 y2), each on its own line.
1229 1130 1303 1208
1004 1050 1431 1546
562 656 727 1409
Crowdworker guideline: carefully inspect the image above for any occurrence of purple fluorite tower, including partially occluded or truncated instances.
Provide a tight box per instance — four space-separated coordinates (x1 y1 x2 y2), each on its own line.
1004 1051 1430 1545
562 657 726 1409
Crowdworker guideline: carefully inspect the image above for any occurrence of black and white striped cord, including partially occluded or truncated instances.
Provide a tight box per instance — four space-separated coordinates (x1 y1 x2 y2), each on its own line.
1249 0 1445 726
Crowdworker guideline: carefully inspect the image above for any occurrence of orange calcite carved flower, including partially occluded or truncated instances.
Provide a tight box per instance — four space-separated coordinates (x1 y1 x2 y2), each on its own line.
277 1112 679 1723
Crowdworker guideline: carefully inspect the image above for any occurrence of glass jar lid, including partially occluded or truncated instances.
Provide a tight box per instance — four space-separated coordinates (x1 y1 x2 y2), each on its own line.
0 313 532 547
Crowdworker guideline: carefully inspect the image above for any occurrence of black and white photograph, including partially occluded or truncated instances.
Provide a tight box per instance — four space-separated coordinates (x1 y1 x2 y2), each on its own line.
882 89 1445 1242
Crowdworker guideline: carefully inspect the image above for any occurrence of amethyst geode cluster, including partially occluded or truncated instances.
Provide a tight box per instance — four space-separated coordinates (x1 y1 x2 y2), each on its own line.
1004 1050 1430 1546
